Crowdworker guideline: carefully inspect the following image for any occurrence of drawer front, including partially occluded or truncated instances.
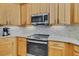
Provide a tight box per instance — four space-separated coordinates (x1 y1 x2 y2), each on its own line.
74 45 79 52
74 51 79 56
48 41 65 48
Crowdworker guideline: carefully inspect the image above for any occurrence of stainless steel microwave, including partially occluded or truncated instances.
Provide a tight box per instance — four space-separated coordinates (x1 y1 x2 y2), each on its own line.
31 13 48 25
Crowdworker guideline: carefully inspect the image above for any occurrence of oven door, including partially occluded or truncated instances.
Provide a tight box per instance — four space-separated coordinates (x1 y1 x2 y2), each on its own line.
27 40 48 56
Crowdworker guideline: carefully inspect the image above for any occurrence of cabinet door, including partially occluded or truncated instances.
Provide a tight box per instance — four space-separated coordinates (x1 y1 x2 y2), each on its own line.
32 3 49 14
65 4 72 24
17 37 26 56
48 40 65 56
6 4 20 25
74 4 79 24
0 37 17 56
38 3 50 13
26 4 32 25
31 3 39 14
20 4 27 26
48 40 72 56
59 3 65 24
73 45 79 56
20 4 32 26
59 3 73 25
50 3 58 25
48 46 64 56
0 4 7 25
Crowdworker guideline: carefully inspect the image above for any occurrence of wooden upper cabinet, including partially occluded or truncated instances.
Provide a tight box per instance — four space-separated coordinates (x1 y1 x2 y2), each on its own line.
49 3 58 25
59 3 65 24
31 3 39 14
0 3 31 26
31 3 50 14
0 4 21 26
20 4 27 26
74 4 79 24
59 3 74 25
0 4 7 25
26 4 32 25
6 4 21 25
38 3 50 13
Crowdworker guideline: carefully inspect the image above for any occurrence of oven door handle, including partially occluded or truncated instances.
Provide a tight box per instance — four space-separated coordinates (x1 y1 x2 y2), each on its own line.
27 40 47 44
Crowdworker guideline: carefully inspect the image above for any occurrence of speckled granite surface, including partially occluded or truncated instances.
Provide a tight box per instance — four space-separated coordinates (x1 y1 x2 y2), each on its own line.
0 25 79 45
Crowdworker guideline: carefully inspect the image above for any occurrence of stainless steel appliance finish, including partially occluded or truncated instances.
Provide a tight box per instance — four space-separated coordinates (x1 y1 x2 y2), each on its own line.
27 34 49 56
31 13 48 25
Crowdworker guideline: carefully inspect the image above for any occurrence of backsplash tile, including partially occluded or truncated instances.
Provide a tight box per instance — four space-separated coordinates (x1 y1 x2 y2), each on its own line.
0 25 79 39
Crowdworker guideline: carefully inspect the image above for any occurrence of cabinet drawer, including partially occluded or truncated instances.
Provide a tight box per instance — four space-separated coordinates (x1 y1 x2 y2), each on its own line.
74 45 79 52
48 41 65 48
74 51 79 56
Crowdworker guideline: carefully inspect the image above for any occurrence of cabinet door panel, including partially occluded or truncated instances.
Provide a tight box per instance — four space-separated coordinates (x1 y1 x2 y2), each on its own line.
59 3 65 24
50 3 58 25
0 4 7 25
48 47 64 56
17 37 26 56
64 4 71 24
74 4 79 24
6 4 20 25
38 3 49 13
31 3 39 14
0 37 17 56
26 4 32 25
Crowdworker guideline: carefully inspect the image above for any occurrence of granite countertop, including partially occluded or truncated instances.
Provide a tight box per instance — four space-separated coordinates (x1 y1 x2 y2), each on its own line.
49 35 79 45
0 25 79 45
0 32 79 46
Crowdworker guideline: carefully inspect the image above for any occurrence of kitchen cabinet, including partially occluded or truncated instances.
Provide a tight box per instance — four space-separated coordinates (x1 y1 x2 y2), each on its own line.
49 3 58 25
0 4 21 26
0 4 31 26
0 37 26 56
6 4 21 25
59 3 74 25
31 3 50 14
73 45 79 56
0 4 7 25
17 37 27 56
38 3 50 13
0 37 17 56
74 4 79 24
25 4 32 25
48 40 72 56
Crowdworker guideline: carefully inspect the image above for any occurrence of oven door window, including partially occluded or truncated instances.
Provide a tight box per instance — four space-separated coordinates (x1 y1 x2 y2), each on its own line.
27 42 48 56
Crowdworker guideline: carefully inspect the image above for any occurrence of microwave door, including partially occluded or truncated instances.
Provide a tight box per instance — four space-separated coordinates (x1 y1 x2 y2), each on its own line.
38 16 43 24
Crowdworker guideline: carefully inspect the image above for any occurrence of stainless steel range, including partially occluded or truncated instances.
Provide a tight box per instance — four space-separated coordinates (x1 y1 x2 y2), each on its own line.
27 34 49 56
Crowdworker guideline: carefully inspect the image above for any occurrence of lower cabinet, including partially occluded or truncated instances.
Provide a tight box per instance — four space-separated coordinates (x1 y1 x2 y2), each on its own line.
0 37 17 56
17 37 27 56
0 37 27 56
73 45 79 56
48 40 72 56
